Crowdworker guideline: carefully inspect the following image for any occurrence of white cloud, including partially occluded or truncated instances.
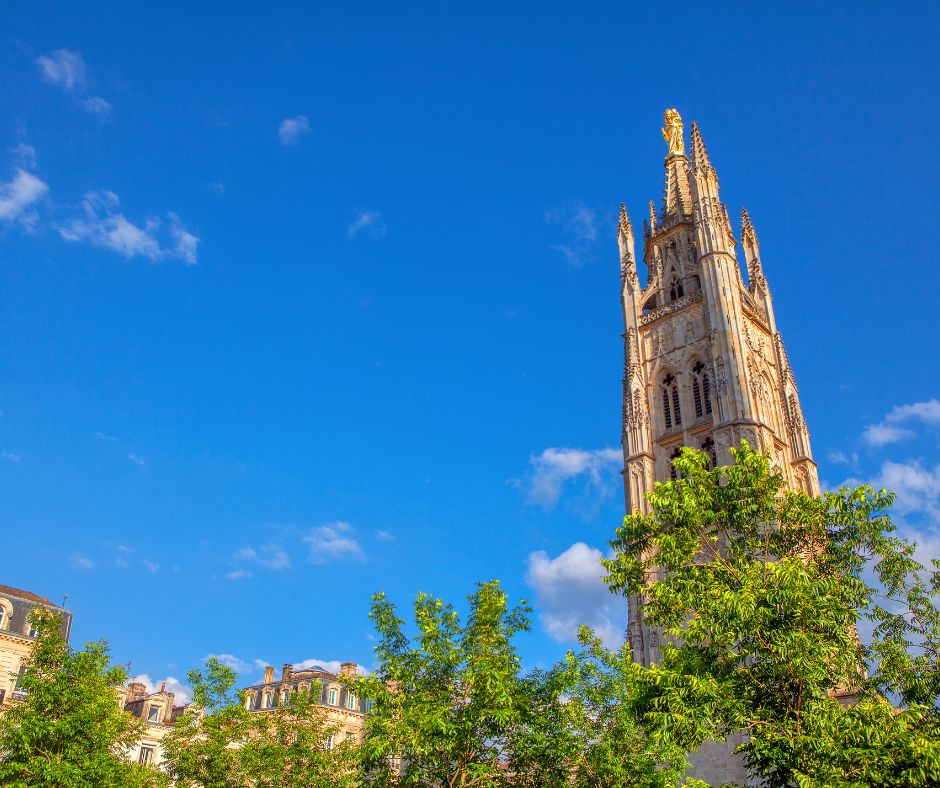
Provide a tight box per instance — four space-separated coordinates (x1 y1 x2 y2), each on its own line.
141 560 159 573
862 398 940 446
37 49 111 116
57 190 198 264
234 544 291 571
519 447 622 510
544 201 598 267
1 451 21 462
872 460 940 522
128 674 191 706
0 169 49 226
303 521 365 564
225 569 252 580
70 552 96 571
128 452 146 466
374 529 395 541
526 542 626 648
828 450 858 467
278 115 310 145
346 209 386 238
37 49 87 91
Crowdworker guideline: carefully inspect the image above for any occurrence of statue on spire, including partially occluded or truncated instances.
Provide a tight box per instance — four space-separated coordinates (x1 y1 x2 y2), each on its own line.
661 108 684 157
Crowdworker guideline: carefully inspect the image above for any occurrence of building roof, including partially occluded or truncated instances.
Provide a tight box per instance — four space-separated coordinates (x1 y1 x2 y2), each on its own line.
0 584 65 609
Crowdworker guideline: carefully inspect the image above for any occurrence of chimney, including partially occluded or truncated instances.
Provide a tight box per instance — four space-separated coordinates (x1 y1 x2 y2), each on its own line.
263 665 275 685
165 692 175 715
127 682 147 701
339 662 357 680
159 681 166 694
281 663 293 681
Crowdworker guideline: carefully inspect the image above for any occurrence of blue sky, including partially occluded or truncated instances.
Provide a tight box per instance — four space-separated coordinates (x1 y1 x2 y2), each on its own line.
2 1 939 699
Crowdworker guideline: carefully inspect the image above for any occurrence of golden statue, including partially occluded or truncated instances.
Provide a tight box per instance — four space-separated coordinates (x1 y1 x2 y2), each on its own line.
661 108 684 157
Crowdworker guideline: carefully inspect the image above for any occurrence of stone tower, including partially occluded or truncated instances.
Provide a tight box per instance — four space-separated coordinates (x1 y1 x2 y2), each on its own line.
618 110 819 670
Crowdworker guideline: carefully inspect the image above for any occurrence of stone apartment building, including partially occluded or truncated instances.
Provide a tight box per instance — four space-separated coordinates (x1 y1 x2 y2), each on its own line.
245 661 368 747
117 680 185 768
0 584 72 707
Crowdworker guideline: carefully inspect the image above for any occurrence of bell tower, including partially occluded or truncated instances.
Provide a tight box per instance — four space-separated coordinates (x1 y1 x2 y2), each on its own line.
619 110 819 668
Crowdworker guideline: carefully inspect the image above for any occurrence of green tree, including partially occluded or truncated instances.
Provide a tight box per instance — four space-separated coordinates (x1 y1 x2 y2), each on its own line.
0 608 161 787
350 580 534 787
163 657 361 788
602 441 940 787
239 685 360 788
161 658 251 788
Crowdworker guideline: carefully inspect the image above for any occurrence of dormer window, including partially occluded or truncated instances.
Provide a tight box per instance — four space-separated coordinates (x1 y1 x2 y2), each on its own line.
329 687 337 706
347 693 356 710
147 705 160 722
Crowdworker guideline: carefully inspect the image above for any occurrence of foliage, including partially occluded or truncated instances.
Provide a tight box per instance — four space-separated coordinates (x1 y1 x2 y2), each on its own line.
163 657 359 788
0 608 161 787
239 685 360 788
602 441 940 787
350 580 534 786
162 658 251 787
505 626 690 788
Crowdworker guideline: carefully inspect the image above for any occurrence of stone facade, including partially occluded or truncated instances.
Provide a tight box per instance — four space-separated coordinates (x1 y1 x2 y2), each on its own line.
0 584 72 708
117 681 185 769
244 661 368 747
618 110 820 784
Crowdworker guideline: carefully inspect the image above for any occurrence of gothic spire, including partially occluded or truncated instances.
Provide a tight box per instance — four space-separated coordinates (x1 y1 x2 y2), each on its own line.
619 202 632 239
741 207 758 247
690 121 713 174
741 207 765 285
647 200 657 235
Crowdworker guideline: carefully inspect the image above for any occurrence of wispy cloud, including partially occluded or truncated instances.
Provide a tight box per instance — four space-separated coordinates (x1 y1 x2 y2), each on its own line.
517 447 622 511
0 169 49 228
37 49 112 116
70 552 96 571
374 529 395 542
141 560 159 573
526 542 626 648
234 544 291 571
303 521 365 564
1 451 21 462
278 115 310 145
205 653 252 673
57 190 198 264
862 399 940 447
346 209 386 239
128 452 146 466
544 200 598 267
11 144 37 169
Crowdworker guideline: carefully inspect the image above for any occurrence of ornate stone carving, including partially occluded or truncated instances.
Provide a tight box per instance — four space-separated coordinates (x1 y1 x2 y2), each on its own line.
639 290 703 326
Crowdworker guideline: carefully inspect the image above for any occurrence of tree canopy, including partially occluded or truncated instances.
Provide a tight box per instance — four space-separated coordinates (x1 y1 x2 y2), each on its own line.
602 441 940 787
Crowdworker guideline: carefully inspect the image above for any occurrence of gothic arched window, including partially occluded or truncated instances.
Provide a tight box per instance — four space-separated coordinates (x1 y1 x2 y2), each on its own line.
691 361 713 419
701 436 716 469
669 274 684 302
669 446 683 480
661 373 682 430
